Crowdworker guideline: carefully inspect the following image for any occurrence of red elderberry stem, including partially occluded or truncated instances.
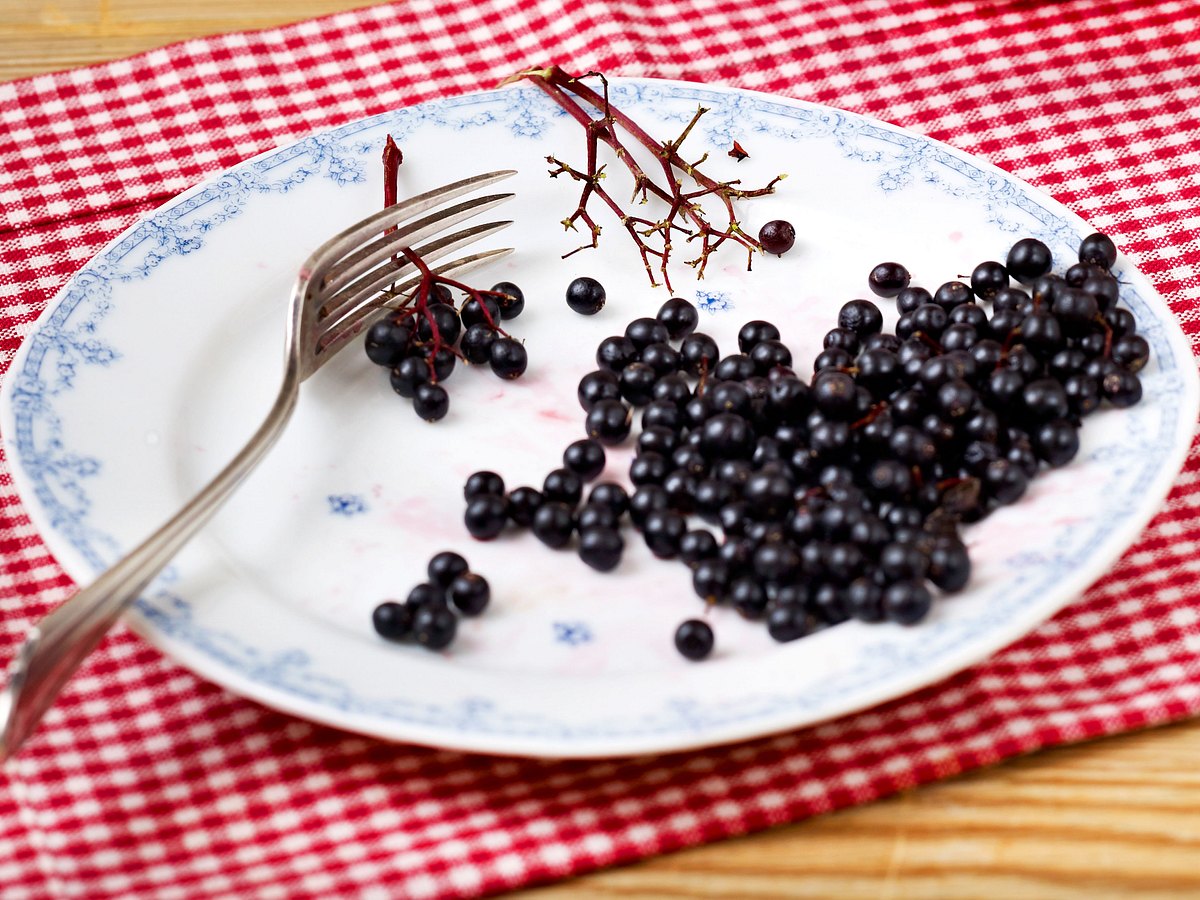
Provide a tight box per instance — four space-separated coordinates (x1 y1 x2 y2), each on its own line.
509 65 783 288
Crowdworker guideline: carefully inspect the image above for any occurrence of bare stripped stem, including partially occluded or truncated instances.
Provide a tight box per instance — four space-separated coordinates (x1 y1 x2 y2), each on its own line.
507 65 785 290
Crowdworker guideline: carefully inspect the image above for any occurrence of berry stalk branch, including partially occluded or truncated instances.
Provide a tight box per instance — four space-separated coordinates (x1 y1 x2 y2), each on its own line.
505 66 785 291
376 135 510 380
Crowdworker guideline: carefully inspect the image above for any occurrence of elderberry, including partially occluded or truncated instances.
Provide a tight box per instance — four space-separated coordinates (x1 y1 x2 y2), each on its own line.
868 262 910 298
490 281 525 319
489 337 528 379
758 220 795 256
657 297 700 340
674 619 715 660
566 276 606 315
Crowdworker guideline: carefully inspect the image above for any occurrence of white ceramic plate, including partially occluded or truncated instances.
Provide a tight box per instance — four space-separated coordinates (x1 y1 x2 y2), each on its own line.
3 78 1196 758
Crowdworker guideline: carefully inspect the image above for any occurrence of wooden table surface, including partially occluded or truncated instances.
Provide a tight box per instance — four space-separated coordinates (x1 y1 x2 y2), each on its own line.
4 2 1199 897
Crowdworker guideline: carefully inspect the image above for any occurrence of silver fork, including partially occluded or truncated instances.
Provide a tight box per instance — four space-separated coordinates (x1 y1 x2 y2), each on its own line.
0 171 516 759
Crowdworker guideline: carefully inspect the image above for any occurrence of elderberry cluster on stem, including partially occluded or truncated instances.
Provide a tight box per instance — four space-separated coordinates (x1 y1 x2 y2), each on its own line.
366 135 528 420
362 257 528 421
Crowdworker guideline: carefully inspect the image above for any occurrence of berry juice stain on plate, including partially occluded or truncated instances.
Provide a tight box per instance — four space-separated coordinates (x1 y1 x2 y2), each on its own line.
3 75 1196 758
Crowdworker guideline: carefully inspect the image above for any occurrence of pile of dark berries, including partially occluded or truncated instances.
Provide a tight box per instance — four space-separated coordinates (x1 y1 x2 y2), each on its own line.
364 281 528 421
372 551 490 650
461 232 1148 662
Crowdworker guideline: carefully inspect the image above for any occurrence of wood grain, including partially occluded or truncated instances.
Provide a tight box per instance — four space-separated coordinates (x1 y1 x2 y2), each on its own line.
515 721 1200 899
3 2 1199 897
0 0 395 80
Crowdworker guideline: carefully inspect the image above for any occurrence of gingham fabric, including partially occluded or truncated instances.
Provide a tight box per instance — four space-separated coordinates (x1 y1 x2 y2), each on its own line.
1 0 1199 896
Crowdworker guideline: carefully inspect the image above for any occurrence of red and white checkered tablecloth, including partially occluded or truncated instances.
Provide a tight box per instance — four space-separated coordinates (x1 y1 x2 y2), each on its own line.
2 1 1199 896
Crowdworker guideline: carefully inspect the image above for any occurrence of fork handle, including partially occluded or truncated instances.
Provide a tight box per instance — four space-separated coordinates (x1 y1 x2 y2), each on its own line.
0 370 301 760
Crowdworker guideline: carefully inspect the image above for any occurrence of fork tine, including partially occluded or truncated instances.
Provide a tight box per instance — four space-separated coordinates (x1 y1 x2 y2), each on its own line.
313 247 514 364
317 219 513 330
320 192 513 297
302 169 517 285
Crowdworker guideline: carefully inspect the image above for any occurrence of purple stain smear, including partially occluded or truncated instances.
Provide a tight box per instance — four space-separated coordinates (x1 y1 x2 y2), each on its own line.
327 494 368 517
553 621 593 647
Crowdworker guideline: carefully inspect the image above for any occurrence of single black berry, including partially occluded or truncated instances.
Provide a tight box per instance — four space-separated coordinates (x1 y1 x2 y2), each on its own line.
428 551 469 587
868 261 910 298
532 501 576 548
489 338 527 379
737 320 781 353
928 537 970 592
459 295 500 330
1102 369 1142 407
1034 419 1080 467
566 276 606 315
464 471 505 500
882 580 933 625
766 604 810 641
679 529 719 566
365 318 413 367
626 317 671 350
750 339 792 374
824 327 860 355
464 494 508 540
578 527 624 571
422 346 456 383
446 572 489 616
506 486 543 527
896 286 933 314
715 353 757 382
933 281 973 312
413 604 458 650
674 619 715 660
680 333 720 376
628 485 670 530
390 356 429 398
970 261 1008 300
578 369 621 411
847 578 884 622
729 577 769 619
412 382 449 421
372 601 413 641
701 413 755 459
657 297 699 340
642 509 688 558
838 299 883 336
577 502 621 531
588 482 629 515
1006 237 1053 284
1078 232 1117 270
1111 334 1150 373
543 468 584 506
460 323 498 365
641 342 681 378
692 559 731 602
596 335 639 372
490 281 525 319
758 220 796 256
563 439 606 481
406 582 444 609
619 362 659 406
585 399 632 445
